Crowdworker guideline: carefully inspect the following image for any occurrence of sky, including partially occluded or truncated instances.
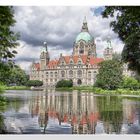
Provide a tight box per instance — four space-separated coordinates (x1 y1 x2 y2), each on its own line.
12 6 124 72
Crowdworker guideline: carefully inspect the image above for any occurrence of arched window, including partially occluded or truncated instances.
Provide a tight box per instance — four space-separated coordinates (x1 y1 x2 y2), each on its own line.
88 71 91 77
69 70 73 77
46 72 48 77
50 72 53 77
93 71 97 82
93 71 97 74
79 47 84 54
61 71 65 77
55 72 57 77
61 61 64 65
77 70 82 77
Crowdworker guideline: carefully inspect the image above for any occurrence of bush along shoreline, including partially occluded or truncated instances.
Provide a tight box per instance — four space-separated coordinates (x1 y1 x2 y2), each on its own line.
56 86 140 95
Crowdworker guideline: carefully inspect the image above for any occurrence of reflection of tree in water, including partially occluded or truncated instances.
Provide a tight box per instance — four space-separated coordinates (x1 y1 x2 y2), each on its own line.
0 115 6 134
97 96 123 134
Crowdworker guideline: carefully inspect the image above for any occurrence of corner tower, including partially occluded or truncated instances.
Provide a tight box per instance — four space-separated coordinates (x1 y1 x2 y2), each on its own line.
73 17 97 57
103 37 113 60
40 42 50 70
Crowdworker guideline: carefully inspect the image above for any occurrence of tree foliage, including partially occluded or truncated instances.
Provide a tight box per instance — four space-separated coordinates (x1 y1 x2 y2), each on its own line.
8 66 29 86
102 6 140 74
95 60 123 90
26 80 43 87
0 6 20 85
0 6 19 62
122 76 140 90
56 79 73 88
112 52 122 62
0 64 29 86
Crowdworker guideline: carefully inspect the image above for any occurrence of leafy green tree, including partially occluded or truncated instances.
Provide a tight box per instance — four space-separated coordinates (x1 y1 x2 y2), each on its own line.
122 76 140 90
0 6 19 85
26 80 43 87
95 60 123 90
8 65 29 86
102 6 140 74
56 80 73 88
0 6 19 61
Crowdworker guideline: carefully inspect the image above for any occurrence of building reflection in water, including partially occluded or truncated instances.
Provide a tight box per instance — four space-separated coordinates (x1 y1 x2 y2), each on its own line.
29 90 140 134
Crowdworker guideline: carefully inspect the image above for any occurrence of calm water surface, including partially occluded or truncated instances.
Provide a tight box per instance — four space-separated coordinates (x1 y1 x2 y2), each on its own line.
0 89 140 134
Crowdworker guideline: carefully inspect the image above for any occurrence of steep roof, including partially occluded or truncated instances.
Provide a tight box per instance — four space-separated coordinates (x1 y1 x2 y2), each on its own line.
60 55 103 65
39 55 104 69
47 60 59 69
34 63 40 70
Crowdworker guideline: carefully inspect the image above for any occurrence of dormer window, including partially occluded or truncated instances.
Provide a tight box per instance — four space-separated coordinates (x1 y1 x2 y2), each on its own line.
78 60 81 65
70 60 73 65
62 61 64 65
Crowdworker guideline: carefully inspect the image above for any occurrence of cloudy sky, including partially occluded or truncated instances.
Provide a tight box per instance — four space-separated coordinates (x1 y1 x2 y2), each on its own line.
12 6 124 72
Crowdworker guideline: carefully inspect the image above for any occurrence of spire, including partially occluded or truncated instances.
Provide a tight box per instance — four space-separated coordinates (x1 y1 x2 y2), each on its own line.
43 41 48 51
81 16 88 32
83 16 87 23
41 41 48 52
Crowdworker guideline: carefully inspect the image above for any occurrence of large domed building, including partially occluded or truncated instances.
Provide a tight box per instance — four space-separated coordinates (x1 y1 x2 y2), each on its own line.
29 18 114 86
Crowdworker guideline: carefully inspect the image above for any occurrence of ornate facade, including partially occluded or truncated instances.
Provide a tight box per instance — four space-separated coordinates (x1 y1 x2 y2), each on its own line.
30 18 131 87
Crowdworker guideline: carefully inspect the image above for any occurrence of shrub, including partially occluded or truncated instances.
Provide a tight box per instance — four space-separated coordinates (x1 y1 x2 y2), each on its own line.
56 80 73 88
122 76 140 90
26 80 43 87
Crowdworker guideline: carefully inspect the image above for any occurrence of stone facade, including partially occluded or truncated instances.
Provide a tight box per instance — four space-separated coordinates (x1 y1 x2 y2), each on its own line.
30 18 132 87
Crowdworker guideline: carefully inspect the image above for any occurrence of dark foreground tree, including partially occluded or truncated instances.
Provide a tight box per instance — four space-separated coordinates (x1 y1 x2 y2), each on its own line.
0 6 19 61
102 6 140 74
0 6 19 85
95 60 123 90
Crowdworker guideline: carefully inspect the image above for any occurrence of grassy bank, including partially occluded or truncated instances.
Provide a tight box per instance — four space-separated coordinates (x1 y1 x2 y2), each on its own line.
56 86 140 95
5 86 30 90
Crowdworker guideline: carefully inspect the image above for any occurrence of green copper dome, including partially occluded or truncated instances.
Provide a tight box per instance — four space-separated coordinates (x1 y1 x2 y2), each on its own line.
76 32 93 43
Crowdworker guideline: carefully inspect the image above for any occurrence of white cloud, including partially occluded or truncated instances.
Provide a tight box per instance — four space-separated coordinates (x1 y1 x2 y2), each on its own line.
13 6 124 70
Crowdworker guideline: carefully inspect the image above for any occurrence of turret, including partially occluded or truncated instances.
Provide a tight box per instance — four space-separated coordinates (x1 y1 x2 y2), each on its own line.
103 37 113 60
40 42 50 70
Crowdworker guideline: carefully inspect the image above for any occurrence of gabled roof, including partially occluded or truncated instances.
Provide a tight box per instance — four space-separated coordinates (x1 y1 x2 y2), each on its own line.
47 60 59 69
89 57 104 65
59 55 103 65
34 63 40 70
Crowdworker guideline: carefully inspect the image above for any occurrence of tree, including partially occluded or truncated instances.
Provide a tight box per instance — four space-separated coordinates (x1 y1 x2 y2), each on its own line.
112 52 122 62
94 60 123 90
8 65 29 86
102 6 140 74
55 80 73 88
0 6 19 85
0 6 19 62
26 80 43 87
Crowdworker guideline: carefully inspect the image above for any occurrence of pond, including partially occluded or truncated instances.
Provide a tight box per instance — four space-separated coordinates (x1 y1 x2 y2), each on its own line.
0 89 140 134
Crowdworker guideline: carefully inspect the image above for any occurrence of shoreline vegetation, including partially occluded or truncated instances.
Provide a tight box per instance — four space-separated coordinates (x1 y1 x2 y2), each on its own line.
56 86 140 95
0 85 140 95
